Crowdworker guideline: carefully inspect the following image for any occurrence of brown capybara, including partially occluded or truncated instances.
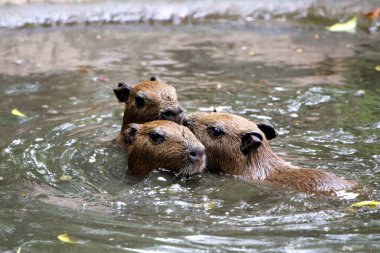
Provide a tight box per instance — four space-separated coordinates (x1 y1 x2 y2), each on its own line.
121 120 206 177
184 112 357 194
114 76 184 145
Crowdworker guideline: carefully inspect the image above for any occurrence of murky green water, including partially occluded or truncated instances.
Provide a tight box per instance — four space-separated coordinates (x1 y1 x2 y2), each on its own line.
1 8 380 253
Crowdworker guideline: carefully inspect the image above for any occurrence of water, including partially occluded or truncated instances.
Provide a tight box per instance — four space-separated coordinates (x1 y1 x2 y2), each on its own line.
1 1 380 252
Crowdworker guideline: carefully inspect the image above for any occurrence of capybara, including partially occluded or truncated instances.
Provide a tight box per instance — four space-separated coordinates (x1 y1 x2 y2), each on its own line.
121 120 206 177
184 112 356 194
114 76 184 145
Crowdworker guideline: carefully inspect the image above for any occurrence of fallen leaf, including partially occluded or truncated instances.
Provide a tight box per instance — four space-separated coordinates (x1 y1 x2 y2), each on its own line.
375 65 380 71
327 16 357 33
59 175 72 182
57 232 75 244
97 75 106 82
76 65 92 73
363 7 380 21
203 202 217 210
350 200 380 208
11 108 27 118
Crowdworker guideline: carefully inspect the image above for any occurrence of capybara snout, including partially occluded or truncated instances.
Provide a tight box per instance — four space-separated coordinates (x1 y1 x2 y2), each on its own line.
187 146 206 163
160 107 184 124
122 120 206 177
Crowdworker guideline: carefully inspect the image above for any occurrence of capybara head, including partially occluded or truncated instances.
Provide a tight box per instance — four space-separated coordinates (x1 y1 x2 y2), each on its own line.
114 76 184 131
122 120 206 177
184 112 356 193
184 112 279 178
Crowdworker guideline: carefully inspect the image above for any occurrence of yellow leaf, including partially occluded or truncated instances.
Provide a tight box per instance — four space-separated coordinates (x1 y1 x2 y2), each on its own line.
350 201 380 208
11 108 26 118
17 246 21 253
327 16 357 33
57 232 75 244
59 175 72 182
203 202 217 210
364 7 380 21
375 65 380 71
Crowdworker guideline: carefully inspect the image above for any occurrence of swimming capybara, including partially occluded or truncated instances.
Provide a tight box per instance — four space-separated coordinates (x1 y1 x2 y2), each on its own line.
121 120 206 177
184 112 356 194
114 76 184 145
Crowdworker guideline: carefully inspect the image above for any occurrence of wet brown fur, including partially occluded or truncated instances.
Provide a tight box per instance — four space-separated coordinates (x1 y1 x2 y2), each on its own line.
115 79 183 145
122 120 206 177
186 112 356 194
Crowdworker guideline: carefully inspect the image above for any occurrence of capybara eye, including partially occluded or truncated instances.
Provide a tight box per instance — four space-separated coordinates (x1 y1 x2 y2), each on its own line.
162 111 172 117
150 75 160 81
135 95 145 107
148 131 164 144
207 127 224 137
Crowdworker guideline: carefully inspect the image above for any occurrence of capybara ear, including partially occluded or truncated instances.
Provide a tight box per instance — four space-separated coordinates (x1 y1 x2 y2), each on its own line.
113 82 131 102
241 132 263 155
150 75 160 82
257 122 278 140
123 123 140 144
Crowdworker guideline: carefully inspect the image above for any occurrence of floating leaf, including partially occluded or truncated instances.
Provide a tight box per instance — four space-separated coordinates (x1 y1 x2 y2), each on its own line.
59 175 72 182
350 201 380 208
375 65 380 71
364 7 380 21
327 16 357 33
11 108 26 118
97 75 106 82
203 202 217 210
76 65 91 73
57 232 75 244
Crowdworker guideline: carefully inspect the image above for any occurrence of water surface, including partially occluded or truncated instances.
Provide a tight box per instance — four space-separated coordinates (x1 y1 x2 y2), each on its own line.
1 7 380 253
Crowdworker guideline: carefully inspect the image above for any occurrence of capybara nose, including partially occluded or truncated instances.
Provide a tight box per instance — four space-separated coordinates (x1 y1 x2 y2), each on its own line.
241 131 263 155
161 108 184 124
188 147 206 163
